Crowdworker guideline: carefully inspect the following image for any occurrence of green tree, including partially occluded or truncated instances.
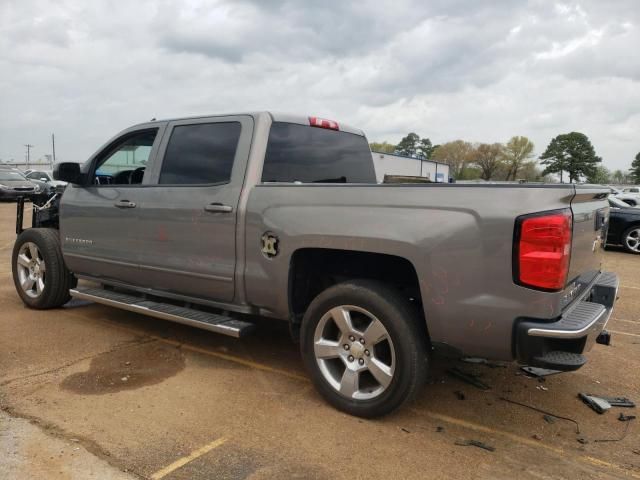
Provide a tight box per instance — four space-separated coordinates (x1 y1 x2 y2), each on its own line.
369 141 396 154
612 169 624 184
395 133 420 157
586 165 611 184
474 143 505 180
432 140 475 179
501 136 534 181
540 132 601 183
630 152 640 184
517 161 546 182
417 138 437 159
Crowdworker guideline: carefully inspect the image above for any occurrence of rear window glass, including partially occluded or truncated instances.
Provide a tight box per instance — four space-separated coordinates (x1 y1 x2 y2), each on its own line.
159 122 241 185
261 122 375 183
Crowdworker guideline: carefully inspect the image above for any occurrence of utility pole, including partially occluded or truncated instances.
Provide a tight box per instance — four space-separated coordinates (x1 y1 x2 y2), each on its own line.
24 144 34 168
51 134 56 164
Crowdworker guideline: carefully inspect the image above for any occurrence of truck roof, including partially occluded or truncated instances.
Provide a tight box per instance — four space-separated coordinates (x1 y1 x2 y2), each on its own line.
141 112 366 137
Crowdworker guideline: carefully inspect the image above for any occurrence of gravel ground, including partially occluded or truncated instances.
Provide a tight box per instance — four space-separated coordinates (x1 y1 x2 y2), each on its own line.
1 202 639 479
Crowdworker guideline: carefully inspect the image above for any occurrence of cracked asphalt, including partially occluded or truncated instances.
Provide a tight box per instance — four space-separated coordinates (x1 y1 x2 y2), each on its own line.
1 203 639 479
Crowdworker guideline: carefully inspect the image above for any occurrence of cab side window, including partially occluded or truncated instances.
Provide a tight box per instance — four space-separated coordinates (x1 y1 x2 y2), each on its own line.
94 129 158 185
159 122 241 185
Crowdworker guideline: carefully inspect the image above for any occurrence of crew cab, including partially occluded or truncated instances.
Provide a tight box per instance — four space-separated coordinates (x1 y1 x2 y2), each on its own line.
12 112 618 417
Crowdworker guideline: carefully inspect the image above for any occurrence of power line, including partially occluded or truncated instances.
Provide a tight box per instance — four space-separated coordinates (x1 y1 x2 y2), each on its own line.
24 144 34 168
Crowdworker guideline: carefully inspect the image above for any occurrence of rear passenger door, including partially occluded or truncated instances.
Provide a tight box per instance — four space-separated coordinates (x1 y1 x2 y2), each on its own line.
135 116 253 303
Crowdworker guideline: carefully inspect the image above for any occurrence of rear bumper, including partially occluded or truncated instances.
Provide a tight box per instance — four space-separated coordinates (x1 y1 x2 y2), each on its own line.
514 271 618 370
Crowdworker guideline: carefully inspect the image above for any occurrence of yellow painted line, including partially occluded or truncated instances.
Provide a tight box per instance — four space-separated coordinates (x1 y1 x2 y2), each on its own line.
609 329 640 338
159 336 309 382
412 409 564 454
62 310 310 382
615 319 639 324
151 437 227 479
620 284 640 290
581 456 640 479
413 410 640 478
60 309 639 477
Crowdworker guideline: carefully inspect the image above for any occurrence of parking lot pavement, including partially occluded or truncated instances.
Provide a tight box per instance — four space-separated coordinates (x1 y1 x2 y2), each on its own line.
1 203 639 479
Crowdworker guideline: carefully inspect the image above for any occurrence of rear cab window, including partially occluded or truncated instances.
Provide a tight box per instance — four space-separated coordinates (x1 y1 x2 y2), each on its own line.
261 122 375 183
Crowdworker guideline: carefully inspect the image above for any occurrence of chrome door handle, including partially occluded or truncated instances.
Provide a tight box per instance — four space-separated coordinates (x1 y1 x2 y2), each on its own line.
114 200 136 208
204 203 232 213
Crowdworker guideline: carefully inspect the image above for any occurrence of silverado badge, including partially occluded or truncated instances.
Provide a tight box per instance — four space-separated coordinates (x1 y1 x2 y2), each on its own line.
261 232 279 258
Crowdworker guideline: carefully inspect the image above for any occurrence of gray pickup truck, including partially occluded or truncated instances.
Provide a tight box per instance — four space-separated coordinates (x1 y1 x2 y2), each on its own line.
12 112 618 417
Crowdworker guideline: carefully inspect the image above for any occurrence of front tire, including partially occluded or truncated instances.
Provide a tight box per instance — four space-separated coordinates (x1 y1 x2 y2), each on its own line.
300 280 428 418
12 228 77 309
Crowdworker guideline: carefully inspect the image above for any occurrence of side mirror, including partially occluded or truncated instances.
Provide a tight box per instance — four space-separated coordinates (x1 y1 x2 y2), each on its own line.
53 162 82 184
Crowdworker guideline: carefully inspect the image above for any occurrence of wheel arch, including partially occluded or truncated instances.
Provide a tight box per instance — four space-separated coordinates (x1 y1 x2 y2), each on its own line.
288 247 427 334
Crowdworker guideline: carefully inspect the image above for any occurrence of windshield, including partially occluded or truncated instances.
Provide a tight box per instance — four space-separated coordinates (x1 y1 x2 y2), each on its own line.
0 171 26 182
27 171 51 181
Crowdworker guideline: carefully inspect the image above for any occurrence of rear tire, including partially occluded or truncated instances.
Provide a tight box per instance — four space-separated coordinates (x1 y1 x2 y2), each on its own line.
12 228 77 309
300 280 428 418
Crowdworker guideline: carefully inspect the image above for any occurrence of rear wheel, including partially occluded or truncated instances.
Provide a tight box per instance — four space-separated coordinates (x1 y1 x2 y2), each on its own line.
300 280 428 418
622 226 640 254
12 228 77 309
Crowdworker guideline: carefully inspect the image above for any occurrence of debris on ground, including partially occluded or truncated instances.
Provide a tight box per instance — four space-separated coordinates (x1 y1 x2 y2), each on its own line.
536 385 549 391
577 437 589 444
599 396 635 408
401 427 411 433
500 397 580 433
579 393 636 414
543 415 556 424
594 417 635 443
447 367 490 390
454 390 466 400
436 426 444 433
618 413 636 422
461 357 507 368
454 439 495 452
532 434 543 441
579 393 612 414
520 366 562 378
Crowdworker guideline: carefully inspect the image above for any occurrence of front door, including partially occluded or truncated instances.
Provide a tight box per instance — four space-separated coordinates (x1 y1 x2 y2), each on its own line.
61 124 165 285
134 116 254 303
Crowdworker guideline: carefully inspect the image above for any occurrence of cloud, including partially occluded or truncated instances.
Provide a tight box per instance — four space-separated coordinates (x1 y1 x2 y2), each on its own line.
0 0 638 170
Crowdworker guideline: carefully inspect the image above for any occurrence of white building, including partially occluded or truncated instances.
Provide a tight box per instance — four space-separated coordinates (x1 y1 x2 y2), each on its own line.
372 151 451 183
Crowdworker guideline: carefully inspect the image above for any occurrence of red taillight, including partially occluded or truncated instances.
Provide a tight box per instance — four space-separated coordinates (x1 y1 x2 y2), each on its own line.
515 209 572 291
309 116 339 131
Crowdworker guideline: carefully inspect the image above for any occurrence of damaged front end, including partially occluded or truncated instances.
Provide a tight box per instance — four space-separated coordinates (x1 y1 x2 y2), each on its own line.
16 185 65 234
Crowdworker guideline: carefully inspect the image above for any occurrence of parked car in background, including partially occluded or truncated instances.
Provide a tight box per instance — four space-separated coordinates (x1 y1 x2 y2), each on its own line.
0 169 43 201
609 186 639 206
606 196 640 254
623 186 640 195
25 170 67 190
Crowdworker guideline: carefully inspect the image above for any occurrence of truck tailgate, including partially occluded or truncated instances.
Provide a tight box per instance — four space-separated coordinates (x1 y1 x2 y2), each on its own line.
568 186 609 286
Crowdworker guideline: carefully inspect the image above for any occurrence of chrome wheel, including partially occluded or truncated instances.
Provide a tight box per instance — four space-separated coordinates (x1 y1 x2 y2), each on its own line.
313 305 396 400
625 228 640 253
16 242 46 298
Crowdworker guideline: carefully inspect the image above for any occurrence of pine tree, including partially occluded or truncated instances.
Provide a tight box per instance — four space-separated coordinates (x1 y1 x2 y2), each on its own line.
540 132 601 183
630 152 640 184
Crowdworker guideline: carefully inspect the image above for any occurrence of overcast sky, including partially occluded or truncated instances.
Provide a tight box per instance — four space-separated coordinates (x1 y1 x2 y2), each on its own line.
1 0 638 170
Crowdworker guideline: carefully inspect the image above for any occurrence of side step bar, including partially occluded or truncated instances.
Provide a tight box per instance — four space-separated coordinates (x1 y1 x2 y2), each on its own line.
70 287 255 338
